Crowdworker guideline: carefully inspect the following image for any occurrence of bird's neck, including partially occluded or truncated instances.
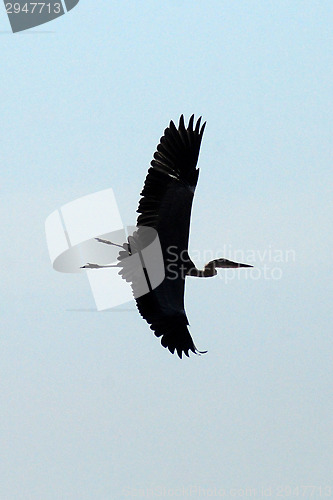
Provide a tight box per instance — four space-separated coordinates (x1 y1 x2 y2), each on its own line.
187 261 217 278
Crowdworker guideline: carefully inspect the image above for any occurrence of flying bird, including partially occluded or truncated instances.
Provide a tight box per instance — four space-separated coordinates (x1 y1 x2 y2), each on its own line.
82 115 252 358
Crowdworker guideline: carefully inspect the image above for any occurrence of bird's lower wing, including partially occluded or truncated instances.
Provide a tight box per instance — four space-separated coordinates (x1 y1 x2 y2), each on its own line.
135 288 206 358
117 228 206 358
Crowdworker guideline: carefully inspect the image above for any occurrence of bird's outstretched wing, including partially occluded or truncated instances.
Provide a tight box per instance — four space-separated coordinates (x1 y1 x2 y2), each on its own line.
133 115 206 358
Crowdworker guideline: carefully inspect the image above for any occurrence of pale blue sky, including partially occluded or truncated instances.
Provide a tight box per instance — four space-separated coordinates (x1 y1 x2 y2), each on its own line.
1 1 332 498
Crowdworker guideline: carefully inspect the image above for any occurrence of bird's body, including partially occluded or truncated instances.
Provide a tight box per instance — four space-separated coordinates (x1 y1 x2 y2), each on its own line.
83 115 252 358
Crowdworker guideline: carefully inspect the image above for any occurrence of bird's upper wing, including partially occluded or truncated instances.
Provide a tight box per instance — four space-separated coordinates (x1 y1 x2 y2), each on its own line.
133 115 206 358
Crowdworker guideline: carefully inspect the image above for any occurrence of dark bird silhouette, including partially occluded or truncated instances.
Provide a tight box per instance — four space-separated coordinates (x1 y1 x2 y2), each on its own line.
82 115 252 358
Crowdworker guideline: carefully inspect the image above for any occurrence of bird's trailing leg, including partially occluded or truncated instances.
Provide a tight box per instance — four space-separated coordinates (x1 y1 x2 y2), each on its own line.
95 237 124 248
80 238 124 269
81 263 118 269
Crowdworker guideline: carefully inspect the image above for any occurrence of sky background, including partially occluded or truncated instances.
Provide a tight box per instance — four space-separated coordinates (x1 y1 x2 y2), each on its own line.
1 1 333 498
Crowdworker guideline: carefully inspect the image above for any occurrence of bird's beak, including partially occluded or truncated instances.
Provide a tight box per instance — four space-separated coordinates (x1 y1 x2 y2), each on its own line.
214 258 253 268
